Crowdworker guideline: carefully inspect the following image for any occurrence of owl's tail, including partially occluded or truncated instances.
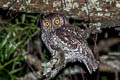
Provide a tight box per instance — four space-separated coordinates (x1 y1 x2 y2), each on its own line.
78 44 100 74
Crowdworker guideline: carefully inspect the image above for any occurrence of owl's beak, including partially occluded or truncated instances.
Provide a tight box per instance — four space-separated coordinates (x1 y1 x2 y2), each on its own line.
51 26 54 31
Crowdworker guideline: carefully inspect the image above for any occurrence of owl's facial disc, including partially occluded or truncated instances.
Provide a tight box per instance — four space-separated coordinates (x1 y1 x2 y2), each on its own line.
52 16 64 29
42 19 53 32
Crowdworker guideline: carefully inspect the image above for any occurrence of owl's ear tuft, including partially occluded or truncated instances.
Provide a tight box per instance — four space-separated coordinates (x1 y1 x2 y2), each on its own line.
62 15 69 24
35 14 44 27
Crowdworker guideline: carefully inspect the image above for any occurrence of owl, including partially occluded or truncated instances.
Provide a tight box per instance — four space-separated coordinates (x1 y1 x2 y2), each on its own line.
40 13 99 79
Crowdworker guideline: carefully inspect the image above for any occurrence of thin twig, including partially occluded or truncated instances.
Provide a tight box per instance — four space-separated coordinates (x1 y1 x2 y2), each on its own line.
94 33 98 59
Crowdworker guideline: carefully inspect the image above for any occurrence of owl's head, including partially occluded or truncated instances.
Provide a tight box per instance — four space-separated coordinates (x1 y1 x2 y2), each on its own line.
41 13 69 32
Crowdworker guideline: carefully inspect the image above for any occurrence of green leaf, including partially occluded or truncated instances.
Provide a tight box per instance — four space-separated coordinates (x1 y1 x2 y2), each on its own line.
1 34 10 48
27 15 36 19
21 14 26 24
15 18 19 24
10 67 23 74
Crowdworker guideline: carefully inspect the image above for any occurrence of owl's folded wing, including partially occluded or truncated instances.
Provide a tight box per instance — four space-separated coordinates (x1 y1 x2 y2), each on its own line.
54 26 99 73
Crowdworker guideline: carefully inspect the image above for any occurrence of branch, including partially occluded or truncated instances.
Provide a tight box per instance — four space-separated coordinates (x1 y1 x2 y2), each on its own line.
0 0 120 28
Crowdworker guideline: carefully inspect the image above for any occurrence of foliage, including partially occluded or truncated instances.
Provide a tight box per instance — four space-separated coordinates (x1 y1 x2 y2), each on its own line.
0 13 38 80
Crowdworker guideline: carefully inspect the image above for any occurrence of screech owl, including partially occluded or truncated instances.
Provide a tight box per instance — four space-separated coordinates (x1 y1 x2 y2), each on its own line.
40 13 99 79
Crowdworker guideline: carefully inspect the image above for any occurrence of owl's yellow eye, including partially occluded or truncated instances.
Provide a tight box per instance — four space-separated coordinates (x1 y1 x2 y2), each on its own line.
54 19 60 25
45 21 50 27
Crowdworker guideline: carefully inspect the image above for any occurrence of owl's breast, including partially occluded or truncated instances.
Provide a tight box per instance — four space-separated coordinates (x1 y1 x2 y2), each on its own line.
41 32 56 54
55 30 79 49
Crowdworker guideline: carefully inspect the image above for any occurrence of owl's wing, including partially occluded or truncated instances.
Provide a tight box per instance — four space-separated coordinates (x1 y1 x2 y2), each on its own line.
59 24 88 39
54 25 99 73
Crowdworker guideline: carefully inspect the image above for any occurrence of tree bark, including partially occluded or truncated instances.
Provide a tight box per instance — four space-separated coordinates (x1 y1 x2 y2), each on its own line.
1 0 120 27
